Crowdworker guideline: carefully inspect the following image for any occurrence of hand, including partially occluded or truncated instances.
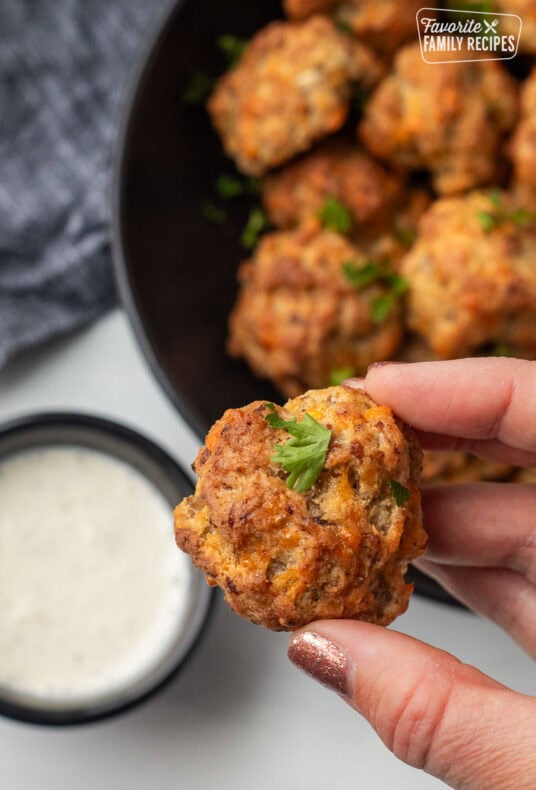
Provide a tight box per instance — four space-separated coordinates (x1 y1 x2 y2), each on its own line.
288 358 536 790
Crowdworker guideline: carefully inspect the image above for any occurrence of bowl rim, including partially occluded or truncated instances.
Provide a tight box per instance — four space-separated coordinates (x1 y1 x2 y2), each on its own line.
0 410 216 727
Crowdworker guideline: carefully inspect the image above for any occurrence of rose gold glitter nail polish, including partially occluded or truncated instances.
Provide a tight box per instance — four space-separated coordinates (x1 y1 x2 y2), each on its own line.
288 632 349 696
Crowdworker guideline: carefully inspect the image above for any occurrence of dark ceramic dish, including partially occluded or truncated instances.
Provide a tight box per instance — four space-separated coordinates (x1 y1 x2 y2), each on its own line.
0 413 214 726
113 0 457 607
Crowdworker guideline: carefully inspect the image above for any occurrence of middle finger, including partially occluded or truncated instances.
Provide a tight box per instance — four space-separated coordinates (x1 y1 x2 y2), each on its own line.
420 483 536 582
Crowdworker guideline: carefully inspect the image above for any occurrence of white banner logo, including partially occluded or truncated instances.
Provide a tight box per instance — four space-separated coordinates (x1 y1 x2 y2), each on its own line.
417 7 522 63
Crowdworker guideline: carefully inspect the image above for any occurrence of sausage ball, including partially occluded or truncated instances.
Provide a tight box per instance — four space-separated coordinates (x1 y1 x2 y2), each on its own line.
284 0 425 58
496 1 536 54
421 451 513 485
261 140 430 260
174 387 426 630
401 191 536 358
228 223 404 398
359 44 518 195
207 17 382 176
262 140 403 236
510 69 536 206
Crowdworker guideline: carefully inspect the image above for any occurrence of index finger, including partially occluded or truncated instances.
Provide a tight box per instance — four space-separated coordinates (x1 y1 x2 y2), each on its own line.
359 358 536 454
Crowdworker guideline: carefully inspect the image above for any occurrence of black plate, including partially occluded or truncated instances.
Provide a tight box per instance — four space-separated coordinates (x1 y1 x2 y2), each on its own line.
113 0 457 607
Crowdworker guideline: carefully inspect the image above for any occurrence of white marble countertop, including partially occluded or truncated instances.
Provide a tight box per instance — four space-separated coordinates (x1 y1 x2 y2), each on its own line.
0 309 533 790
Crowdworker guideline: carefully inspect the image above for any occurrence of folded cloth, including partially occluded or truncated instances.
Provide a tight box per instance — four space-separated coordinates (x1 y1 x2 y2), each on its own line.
0 0 170 368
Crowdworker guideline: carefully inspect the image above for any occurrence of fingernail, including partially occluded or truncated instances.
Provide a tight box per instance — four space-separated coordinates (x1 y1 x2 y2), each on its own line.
288 632 350 697
367 361 407 370
343 377 365 390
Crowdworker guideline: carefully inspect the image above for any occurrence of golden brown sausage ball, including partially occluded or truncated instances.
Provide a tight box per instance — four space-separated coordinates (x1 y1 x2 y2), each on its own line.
510 68 536 206
174 387 426 630
359 44 518 195
261 141 430 264
207 17 382 176
262 140 403 236
421 451 513 485
227 223 404 397
401 191 536 358
284 0 424 58
496 1 536 54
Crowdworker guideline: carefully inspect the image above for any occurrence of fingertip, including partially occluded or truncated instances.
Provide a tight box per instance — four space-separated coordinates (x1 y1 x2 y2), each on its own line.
342 377 365 390
367 361 408 370
363 358 536 450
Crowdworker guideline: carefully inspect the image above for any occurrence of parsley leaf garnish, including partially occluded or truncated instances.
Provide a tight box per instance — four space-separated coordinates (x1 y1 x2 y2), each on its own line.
492 342 513 357
202 200 226 224
478 190 536 233
343 260 409 323
510 207 536 224
370 274 409 323
343 261 384 289
478 210 500 232
318 196 353 234
370 294 396 324
488 188 502 207
265 403 332 493
216 174 261 200
241 207 269 249
329 367 355 386
336 20 354 36
394 225 417 248
218 34 248 68
216 174 245 199
388 481 410 506
182 72 214 106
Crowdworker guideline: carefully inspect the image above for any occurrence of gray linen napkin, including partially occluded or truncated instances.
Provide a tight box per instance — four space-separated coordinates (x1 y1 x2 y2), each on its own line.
0 0 169 368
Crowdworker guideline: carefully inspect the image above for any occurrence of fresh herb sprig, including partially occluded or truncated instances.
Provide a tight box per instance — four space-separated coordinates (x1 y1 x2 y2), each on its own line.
182 72 214 106
370 275 409 324
265 403 332 493
478 189 536 233
394 225 417 248
329 367 355 386
388 480 410 506
216 174 260 200
343 260 384 289
218 34 248 68
491 342 513 357
318 196 353 234
202 200 226 225
343 260 409 323
183 34 248 106
336 20 354 36
241 207 270 249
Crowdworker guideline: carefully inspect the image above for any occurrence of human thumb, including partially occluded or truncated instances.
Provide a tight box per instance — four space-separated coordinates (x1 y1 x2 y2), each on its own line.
288 621 536 789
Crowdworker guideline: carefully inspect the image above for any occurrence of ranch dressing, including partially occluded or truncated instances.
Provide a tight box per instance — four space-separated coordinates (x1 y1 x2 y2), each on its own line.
0 446 190 705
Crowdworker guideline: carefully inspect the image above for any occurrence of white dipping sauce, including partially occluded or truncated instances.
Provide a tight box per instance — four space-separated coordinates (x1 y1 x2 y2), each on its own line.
0 446 191 706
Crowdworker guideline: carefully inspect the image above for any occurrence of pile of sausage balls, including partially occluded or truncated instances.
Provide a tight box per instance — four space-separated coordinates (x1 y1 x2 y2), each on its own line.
207 0 536 486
